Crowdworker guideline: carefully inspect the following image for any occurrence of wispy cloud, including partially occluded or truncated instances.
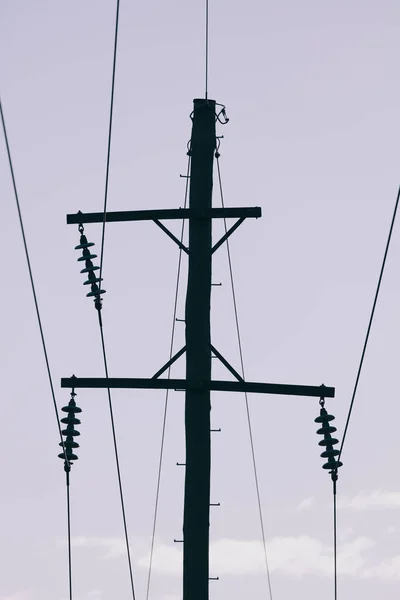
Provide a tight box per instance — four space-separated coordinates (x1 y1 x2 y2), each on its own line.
363 556 400 580
338 527 354 542
296 497 316 511
137 535 374 578
0 593 31 600
339 490 400 510
59 536 129 559
61 591 104 600
138 543 182 576
53 532 400 583
387 526 396 534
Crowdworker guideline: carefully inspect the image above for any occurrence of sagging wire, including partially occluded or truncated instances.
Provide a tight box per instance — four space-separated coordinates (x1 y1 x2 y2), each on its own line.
99 0 121 285
328 184 400 599
215 136 273 600
1 94 76 597
72 2 137 597
338 184 400 463
0 97 66 457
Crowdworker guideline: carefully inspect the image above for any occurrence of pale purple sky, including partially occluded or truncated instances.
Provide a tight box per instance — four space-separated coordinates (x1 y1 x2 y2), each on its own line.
2 2 400 599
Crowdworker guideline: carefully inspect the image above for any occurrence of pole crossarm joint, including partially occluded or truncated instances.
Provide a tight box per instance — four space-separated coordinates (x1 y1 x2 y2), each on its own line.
210 344 243 382
66 207 262 225
61 377 334 398
152 346 187 379
153 219 189 254
212 217 246 254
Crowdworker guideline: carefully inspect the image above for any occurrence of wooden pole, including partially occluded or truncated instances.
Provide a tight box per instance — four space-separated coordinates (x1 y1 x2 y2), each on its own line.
183 98 215 600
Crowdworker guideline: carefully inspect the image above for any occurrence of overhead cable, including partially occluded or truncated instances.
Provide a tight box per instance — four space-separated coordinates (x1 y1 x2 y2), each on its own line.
333 478 338 600
97 316 137 600
339 184 400 461
0 97 66 454
88 2 137 597
99 0 121 283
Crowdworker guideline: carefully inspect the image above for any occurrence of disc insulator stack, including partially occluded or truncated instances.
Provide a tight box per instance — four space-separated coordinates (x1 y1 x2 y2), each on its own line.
58 390 82 469
315 406 343 476
75 223 106 310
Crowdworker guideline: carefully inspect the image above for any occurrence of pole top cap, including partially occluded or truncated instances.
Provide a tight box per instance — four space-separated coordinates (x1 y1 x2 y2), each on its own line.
193 98 216 107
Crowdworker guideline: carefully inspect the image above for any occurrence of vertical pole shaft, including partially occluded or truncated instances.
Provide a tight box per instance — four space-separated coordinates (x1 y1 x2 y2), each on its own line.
183 98 216 600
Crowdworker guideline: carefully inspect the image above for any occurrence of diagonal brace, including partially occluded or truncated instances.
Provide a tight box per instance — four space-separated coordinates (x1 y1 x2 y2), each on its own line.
210 344 244 382
212 217 246 254
152 345 187 379
153 219 189 254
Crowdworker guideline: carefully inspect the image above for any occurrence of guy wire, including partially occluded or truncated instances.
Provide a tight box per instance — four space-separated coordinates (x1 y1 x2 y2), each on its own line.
146 155 191 600
216 156 273 600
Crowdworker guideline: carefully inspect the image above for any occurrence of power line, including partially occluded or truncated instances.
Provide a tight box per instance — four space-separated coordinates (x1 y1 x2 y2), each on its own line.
66 469 73 600
91 2 137 596
146 156 191 600
216 156 273 600
99 0 121 283
338 184 400 461
333 479 338 600
2 92 75 599
0 97 66 453
97 314 137 599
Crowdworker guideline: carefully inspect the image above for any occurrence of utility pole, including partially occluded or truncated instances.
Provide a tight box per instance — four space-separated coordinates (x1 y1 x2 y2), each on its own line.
183 98 215 598
62 98 334 600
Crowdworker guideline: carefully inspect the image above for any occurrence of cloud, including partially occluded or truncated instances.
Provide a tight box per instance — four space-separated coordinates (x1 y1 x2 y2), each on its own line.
387 526 396 534
66 536 127 559
137 535 374 578
338 527 354 542
0 594 31 600
363 556 400 580
339 490 400 510
61 592 104 600
296 497 316 511
138 544 182 576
